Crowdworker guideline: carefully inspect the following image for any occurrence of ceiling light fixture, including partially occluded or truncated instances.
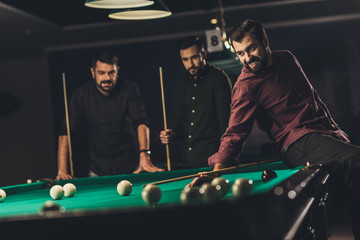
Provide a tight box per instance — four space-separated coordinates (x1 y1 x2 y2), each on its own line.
85 0 154 9
108 0 171 20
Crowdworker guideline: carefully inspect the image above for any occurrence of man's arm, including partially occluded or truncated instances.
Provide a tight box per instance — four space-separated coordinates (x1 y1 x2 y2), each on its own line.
56 135 72 180
133 124 164 173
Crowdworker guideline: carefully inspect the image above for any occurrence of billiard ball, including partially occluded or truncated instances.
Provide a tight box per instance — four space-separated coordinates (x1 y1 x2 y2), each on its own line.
63 183 76 197
39 200 64 215
232 178 253 198
199 183 219 203
211 177 230 198
117 180 132 196
180 186 201 204
142 184 161 205
261 169 277 182
0 189 6 203
50 185 64 200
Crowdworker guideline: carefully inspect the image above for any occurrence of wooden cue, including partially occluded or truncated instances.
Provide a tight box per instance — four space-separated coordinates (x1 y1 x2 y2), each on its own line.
143 157 280 187
159 67 171 171
62 73 74 177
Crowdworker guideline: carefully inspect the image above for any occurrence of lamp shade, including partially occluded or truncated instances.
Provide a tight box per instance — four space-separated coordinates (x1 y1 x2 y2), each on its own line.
85 0 154 9
108 0 171 20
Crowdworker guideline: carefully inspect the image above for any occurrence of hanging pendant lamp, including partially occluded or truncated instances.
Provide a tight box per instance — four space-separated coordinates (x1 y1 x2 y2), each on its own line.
108 0 171 20
85 0 154 9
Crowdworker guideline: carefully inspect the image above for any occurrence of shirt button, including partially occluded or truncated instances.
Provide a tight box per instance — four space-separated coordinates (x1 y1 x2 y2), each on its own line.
189 147 192 151
188 135 192 139
192 97 195 100
190 122 194 126
192 109 195 113
194 84 197 87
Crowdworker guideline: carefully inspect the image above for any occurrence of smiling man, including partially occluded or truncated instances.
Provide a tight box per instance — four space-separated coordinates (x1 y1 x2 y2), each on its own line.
188 19 360 239
57 51 163 180
160 36 232 168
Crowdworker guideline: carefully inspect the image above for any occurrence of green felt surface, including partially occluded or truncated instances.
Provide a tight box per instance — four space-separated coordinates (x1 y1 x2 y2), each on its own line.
0 161 301 219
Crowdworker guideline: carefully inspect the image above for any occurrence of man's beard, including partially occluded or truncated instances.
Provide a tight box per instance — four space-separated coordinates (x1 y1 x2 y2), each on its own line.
96 79 114 93
187 64 205 78
244 53 268 74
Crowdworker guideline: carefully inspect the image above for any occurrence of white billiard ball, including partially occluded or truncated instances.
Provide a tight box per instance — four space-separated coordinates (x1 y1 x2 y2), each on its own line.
232 178 253 198
0 189 6 202
117 180 132 196
142 184 161 205
63 183 76 197
50 185 64 200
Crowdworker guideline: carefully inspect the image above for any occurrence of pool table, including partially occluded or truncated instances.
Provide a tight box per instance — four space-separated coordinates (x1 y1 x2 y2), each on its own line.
0 159 329 239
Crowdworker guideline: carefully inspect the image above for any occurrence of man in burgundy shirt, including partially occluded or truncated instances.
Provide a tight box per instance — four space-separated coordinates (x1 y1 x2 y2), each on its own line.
190 19 360 238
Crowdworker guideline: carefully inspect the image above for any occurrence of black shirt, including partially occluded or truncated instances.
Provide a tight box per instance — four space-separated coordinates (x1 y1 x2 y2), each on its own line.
171 64 232 168
59 79 149 175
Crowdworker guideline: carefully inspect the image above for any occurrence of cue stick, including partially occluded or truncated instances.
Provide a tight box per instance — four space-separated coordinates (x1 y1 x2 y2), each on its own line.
62 73 74 177
159 67 171 171
143 157 280 187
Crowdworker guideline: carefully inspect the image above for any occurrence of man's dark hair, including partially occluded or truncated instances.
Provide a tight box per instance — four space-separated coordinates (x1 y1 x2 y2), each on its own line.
92 51 118 68
228 19 266 46
177 36 204 51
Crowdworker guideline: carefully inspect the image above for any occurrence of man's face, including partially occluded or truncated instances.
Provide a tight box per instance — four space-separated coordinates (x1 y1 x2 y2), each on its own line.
91 60 118 95
232 32 269 74
180 44 206 77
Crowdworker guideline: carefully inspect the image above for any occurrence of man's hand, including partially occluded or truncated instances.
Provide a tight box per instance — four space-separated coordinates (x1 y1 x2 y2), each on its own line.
186 163 226 187
133 152 164 173
159 129 175 144
56 170 73 180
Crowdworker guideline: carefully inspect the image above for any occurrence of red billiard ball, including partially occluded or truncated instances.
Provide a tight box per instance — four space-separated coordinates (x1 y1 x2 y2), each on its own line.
261 169 277 182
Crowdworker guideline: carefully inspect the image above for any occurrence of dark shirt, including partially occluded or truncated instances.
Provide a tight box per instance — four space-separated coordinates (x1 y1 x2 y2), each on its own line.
209 50 349 168
59 79 149 175
171 64 232 168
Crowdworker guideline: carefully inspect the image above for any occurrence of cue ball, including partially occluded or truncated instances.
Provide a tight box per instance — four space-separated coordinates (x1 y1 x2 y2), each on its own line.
232 178 253 198
142 184 161 205
180 186 201 204
261 169 277 182
63 183 76 197
50 185 64 200
0 189 6 202
211 177 230 198
117 180 132 196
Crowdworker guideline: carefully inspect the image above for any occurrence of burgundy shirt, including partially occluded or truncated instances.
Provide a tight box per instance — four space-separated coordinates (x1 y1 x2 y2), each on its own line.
208 50 349 168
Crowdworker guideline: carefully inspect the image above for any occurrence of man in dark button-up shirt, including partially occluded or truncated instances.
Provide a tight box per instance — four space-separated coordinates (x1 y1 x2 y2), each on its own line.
189 19 360 238
160 36 232 168
57 51 163 180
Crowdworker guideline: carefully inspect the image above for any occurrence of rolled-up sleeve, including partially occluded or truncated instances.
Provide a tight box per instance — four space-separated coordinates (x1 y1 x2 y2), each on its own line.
128 84 149 128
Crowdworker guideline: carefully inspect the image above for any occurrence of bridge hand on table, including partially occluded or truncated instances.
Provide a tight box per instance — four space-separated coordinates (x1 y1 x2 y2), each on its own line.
133 154 164 174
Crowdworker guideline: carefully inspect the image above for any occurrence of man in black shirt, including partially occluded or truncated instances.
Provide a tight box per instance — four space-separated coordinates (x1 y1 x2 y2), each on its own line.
160 36 232 168
57 51 163 180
